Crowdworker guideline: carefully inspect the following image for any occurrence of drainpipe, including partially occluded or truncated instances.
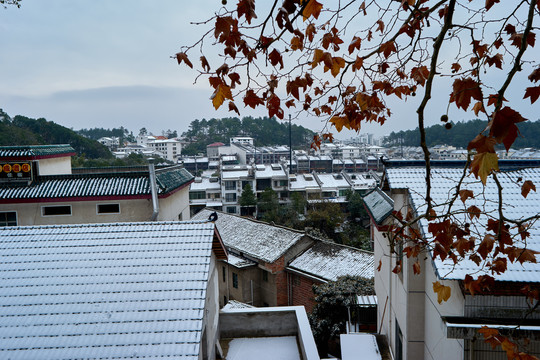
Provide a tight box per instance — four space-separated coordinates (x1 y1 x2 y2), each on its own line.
148 158 160 221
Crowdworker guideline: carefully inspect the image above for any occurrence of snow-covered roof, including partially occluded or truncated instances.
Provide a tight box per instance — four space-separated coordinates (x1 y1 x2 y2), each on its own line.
0 166 193 202
192 210 305 263
363 188 394 225
287 241 374 282
316 173 350 190
289 174 320 191
221 300 255 311
255 164 286 179
385 164 540 282
190 176 221 191
222 169 249 179
347 173 377 189
0 221 223 359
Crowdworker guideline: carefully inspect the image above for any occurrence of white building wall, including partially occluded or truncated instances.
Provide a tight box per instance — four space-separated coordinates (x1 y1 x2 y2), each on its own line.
37 156 72 175
375 190 466 360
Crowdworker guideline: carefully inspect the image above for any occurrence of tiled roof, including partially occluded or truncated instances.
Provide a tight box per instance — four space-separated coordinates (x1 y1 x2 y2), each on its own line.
385 166 540 282
0 221 217 359
363 188 394 224
0 166 193 201
287 241 374 282
192 210 305 263
0 144 75 159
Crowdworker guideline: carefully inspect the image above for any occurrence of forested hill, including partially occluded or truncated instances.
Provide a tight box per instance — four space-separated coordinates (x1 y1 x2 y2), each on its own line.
384 119 540 149
0 109 112 159
181 116 316 155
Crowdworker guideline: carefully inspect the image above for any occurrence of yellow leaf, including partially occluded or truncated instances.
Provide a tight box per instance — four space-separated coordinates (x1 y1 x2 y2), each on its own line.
330 115 350 132
329 57 345 77
433 281 451 304
356 93 369 111
472 101 485 116
470 152 499 185
211 84 233 110
311 49 324 68
303 0 323 21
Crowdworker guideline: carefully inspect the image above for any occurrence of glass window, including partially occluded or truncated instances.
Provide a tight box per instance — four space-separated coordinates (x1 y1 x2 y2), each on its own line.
97 204 120 214
226 206 236 214
0 212 17 227
42 205 72 216
222 266 226 282
225 193 237 202
189 191 206 200
232 272 238 288
224 181 236 190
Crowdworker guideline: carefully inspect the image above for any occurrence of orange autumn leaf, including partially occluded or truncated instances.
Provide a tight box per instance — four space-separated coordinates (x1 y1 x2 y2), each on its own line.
477 234 495 260
311 48 325 68
450 77 483 111
348 36 362 54
379 40 397 58
467 205 482 220
522 180 537 198
412 260 421 275
325 57 345 77
472 101 485 116
330 115 350 132
459 189 474 203
433 281 451 304
211 84 233 110
470 152 499 185
302 0 323 21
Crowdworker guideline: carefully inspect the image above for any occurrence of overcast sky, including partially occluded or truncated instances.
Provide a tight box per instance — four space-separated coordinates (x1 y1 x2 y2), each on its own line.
1 1 538 141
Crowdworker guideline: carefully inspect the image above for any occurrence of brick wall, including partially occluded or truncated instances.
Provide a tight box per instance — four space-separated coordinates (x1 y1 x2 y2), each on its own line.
288 272 324 313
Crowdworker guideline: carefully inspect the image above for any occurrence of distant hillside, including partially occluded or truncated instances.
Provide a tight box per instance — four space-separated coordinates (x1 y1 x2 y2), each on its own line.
182 116 315 155
384 119 540 149
0 109 112 159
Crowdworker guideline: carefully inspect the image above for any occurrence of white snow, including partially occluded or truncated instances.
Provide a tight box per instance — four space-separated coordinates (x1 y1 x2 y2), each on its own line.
226 336 301 360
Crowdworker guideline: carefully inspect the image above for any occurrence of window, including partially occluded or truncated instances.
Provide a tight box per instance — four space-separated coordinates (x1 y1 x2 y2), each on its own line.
225 193 237 202
189 191 206 200
222 266 226 282
339 189 348 197
0 212 17 227
262 271 268 282
42 205 72 216
224 181 236 190
226 206 236 214
97 204 120 214
232 272 238 288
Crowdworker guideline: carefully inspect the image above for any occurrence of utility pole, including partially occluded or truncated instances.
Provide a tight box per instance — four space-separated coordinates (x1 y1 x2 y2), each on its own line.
289 114 293 174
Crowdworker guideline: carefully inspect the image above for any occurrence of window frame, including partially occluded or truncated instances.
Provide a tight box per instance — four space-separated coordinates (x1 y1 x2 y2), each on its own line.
96 203 121 215
0 211 17 227
41 205 72 217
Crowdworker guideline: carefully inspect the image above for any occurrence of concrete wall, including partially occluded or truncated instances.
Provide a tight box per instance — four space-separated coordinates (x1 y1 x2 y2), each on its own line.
218 261 277 308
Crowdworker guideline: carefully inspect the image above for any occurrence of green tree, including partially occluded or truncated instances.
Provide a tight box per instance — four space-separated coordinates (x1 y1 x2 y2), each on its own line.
309 276 375 357
239 183 257 216
257 188 280 223
304 201 344 242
